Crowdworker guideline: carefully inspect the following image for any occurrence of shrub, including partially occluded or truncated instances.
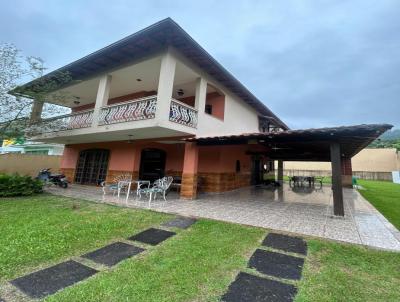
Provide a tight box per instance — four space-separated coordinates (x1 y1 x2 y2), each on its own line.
0 174 43 197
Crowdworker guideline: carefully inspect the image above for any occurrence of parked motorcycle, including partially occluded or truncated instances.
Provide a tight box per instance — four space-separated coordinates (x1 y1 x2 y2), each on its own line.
37 168 68 188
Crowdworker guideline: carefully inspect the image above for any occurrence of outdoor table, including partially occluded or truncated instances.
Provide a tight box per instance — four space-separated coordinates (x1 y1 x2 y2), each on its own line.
117 180 151 202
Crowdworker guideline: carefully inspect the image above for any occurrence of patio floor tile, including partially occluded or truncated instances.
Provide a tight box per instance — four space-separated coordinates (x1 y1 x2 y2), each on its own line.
248 249 304 280
221 272 297 302
262 233 307 255
162 217 197 229
81 242 145 267
10 260 97 299
128 228 176 245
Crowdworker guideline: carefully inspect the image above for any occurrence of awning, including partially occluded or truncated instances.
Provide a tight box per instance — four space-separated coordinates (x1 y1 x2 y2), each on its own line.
186 124 393 161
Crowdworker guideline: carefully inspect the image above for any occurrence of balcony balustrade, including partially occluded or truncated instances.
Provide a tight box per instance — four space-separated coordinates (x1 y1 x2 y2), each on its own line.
27 95 199 137
169 99 198 128
98 95 157 126
26 109 93 136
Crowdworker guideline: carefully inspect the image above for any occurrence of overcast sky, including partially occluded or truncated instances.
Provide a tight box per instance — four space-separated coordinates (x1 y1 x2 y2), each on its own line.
1 0 399 129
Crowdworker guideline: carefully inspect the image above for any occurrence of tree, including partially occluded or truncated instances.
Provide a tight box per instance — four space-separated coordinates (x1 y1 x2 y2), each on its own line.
0 43 71 139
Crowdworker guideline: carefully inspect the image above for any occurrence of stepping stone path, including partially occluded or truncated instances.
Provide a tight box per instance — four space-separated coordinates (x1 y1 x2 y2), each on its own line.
248 249 304 280
262 233 307 255
221 272 297 302
162 216 197 229
222 232 308 302
7 216 195 300
82 242 145 267
10 260 98 299
128 227 176 245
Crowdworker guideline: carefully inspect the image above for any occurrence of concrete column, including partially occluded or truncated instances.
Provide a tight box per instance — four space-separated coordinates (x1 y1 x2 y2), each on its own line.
29 99 44 123
92 74 112 127
330 142 344 216
180 142 199 199
341 157 353 188
277 160 284 185
156 50 176 123
194 77 207 128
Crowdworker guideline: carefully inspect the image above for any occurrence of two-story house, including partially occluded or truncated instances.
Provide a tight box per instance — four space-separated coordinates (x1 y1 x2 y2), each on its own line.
12 18 391 216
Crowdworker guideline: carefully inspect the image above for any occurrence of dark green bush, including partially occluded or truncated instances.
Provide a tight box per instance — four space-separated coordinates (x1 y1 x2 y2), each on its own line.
0 174 43 197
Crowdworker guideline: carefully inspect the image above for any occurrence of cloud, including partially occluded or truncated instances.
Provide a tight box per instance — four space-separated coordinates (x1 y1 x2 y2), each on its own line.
1 0 399 129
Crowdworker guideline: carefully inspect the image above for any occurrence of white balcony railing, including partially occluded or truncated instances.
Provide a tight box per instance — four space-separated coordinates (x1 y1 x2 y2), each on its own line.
98 95 157 126
169 99 198 128
27 95 199 137
26 109 94 136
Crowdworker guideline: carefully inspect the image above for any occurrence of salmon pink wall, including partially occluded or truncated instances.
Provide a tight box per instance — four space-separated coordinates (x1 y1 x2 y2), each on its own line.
60 146 79 169
198 145 265 173
71 90 156 112
205 92 225 120
60 141 184 173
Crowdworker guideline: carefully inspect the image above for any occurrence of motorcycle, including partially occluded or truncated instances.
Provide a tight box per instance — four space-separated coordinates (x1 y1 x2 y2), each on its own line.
37 168 68 188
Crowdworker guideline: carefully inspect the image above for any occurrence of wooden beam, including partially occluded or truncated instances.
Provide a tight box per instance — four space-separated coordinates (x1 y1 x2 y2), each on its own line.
330 142 344 216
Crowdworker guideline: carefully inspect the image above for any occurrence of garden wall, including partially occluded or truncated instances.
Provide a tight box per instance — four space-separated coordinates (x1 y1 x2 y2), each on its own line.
0 154 62 177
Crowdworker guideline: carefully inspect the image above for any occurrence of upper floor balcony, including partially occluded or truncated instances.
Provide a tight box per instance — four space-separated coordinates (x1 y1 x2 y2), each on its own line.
25 50 226 144
27 95 198 138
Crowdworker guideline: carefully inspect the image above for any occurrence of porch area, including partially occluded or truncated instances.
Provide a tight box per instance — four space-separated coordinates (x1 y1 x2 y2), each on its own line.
47 183 400 251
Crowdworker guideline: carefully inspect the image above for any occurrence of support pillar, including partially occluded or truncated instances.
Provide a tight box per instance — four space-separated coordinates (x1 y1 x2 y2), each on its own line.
29 99 44 123
156 50 176 123
277 160 284 185
92 74 112 127
330 142 344 216
194 77 207 128
180 142 199 199
341 157 353 188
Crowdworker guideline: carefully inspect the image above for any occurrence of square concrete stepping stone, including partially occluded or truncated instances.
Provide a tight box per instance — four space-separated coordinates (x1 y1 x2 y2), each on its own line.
162 217 197 229
221 272 297 302
128 228 176 245
10 260 97 299
82 242 145 267
248 249 304 280
262 233 307 255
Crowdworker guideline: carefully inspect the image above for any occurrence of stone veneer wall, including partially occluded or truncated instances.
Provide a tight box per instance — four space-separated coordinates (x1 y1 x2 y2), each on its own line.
341 158 353 188
60 168 75 183
198 172 251 193
181 173 197 199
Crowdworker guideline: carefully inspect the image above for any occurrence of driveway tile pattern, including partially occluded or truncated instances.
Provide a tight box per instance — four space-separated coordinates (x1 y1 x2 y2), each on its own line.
221 272 297 302
82 242 145 267
10 260 97 299
48 184 400 251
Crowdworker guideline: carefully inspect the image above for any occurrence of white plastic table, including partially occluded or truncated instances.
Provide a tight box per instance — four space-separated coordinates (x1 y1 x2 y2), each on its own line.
118 180 151 202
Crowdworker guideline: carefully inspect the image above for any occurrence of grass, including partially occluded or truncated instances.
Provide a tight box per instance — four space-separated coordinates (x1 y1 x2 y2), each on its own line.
0 194 171 282
1 194 399 301
358 179 400 229
296 240 400 302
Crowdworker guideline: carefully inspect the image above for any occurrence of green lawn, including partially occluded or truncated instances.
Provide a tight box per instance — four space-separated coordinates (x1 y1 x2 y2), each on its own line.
0 194 172 282
358 179 400 230
1 194 399 301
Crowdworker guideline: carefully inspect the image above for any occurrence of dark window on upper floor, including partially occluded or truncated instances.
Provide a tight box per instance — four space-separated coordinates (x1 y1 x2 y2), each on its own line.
205 104 213 115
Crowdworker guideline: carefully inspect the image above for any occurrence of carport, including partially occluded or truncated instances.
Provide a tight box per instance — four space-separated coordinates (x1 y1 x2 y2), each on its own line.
187 124 392 216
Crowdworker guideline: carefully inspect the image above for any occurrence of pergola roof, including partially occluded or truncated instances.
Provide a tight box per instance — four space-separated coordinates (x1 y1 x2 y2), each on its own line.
10 18 288 130
187 124 393 161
